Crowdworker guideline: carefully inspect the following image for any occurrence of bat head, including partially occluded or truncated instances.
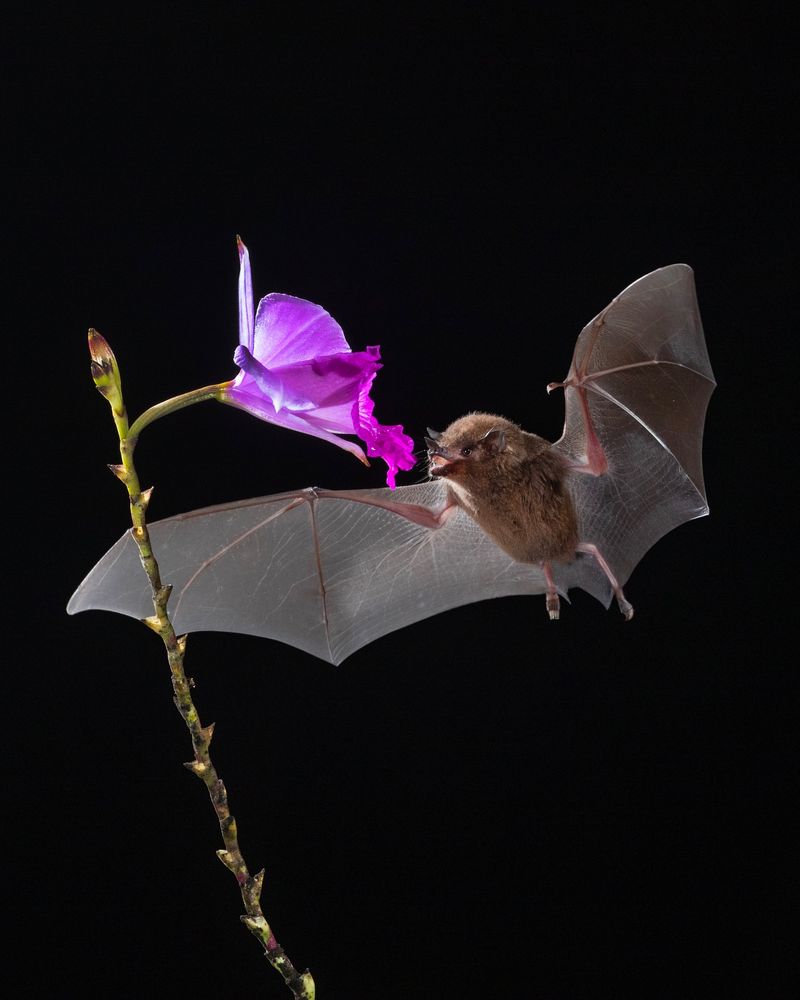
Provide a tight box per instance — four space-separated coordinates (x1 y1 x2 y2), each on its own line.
426 412 525 487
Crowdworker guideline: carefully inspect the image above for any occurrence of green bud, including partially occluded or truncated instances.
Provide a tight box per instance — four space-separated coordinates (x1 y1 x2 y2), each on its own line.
88 328 124 416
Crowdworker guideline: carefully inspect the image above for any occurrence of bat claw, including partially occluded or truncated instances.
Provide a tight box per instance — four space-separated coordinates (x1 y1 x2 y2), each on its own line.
576 544 635 622
542 562 560 619
618 597 634 621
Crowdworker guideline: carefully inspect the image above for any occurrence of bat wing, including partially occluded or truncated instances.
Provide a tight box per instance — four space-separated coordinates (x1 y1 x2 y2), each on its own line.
552 263 715 601
67 483 608 665
69 265 713 661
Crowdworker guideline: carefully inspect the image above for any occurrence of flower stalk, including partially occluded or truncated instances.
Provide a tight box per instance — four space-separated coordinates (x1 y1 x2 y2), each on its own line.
126 380 235 442
89 330 315 999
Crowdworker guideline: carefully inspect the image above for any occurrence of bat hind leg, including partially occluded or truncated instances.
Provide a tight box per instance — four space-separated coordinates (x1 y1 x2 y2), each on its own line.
542 561 560 620
577 543 634 621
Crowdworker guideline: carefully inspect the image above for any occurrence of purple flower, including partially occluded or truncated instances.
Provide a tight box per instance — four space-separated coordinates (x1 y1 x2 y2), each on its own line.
219 239 415 489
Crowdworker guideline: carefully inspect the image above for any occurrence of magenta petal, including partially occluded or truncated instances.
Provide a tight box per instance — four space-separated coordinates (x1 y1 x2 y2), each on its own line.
299 405 370 434
270 349 382 411
253 293 351 368
234 345 314 412
237 237 255 350
224 243 415 488
369 424 416 489
220 383 369 464
355 383 416 489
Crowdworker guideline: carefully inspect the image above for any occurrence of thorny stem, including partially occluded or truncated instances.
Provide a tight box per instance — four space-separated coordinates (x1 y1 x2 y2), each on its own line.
88 332 314 999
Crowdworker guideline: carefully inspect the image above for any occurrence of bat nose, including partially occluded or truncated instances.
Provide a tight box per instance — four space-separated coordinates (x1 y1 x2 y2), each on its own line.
424 436 441 453
426 427 442 441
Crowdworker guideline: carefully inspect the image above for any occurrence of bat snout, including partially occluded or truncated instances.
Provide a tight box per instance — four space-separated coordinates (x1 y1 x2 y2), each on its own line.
426 435 455 476
429 453 451 476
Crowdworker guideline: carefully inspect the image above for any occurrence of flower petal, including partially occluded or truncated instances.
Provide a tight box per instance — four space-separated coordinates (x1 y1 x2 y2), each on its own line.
220 383 369 464
234 345 314 412
237 237 254 350
253 293 351 368
225 243 415 488
268 348 382 411
373 426 416 490
354 384 415 489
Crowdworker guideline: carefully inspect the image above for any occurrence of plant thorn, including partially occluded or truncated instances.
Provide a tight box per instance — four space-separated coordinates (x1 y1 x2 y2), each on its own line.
250 869 265 900
216 849 237 873
241 914 270 935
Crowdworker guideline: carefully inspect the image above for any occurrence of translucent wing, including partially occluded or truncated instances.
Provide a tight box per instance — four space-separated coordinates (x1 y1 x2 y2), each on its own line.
67 483 607 665
69 265 714 662
553 264 715 595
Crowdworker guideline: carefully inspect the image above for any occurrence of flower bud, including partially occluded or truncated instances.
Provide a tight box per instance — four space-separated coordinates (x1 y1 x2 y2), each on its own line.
88 328 124 414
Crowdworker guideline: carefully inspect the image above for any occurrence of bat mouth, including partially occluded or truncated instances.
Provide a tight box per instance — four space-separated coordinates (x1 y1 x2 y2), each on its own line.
429 455 454 477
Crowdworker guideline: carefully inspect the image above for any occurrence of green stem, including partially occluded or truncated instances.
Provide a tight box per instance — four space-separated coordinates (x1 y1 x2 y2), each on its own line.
93 356 314 997
127 381 235 443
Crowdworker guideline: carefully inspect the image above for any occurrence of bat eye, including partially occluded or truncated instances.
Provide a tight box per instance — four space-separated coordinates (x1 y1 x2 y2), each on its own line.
460 447 472 457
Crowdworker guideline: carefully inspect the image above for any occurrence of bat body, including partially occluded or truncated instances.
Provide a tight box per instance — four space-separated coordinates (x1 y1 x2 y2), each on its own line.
68 264 715 664
425 412 625 621
426 414 579 566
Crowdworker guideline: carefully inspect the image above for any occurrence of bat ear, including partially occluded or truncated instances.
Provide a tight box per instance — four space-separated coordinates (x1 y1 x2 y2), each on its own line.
426 427 442 441
482 428 506 453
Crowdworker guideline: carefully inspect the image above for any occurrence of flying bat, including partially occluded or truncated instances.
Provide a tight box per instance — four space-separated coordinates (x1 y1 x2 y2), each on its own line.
68 264 715 665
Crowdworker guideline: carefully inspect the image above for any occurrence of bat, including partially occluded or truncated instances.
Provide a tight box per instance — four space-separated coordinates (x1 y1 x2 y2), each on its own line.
68 264 715 665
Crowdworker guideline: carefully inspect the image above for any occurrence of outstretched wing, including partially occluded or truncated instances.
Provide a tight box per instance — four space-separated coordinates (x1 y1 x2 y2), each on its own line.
67 483 608 665
552 264 715 596
69 265 713 662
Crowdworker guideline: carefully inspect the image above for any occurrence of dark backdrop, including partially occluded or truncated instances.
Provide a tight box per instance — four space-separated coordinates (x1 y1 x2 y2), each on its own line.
7 5 795 997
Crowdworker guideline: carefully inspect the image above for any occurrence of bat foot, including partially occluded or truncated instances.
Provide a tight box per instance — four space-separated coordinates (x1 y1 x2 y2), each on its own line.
618 596 634 621
576 544 634 622
543 562 560 619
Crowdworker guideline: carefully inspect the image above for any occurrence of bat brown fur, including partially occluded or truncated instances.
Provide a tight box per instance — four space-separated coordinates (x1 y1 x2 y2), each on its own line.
428 412 578 564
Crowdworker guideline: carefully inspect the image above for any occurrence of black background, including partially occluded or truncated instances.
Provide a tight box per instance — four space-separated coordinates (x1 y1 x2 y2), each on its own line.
7 5 796 997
